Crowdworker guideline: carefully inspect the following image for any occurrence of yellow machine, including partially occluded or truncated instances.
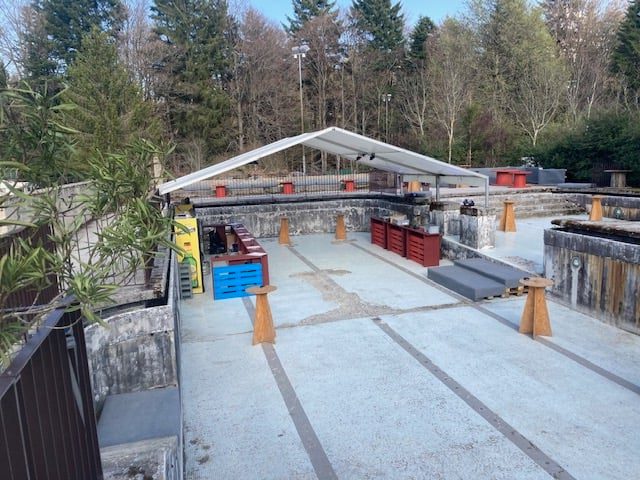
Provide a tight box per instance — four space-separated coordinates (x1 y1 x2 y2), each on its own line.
175 216 204 294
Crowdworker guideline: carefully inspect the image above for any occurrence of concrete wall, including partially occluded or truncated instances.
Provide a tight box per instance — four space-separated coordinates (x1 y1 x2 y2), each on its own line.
195 197 422 237
429 201 461 237
459 207 496 249
544 228 640 333
102 436 179 480
565 193 640 221
86 250 179 413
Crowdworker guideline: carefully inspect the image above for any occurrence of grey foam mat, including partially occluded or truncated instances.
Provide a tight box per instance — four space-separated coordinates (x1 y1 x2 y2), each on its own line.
454 258 527 288
427 265 506 301
98 387 179 448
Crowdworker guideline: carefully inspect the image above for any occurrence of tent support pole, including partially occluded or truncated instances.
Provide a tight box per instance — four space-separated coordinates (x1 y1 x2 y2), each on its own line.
484 176 489 208
435 176 440 202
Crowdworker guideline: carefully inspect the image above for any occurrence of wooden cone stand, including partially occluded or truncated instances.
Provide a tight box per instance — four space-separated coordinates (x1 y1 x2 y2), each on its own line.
589 195 603 221
247 285 277 345
335 214 347 241
279 217 291 245
519 277 553 337
498 201 517 232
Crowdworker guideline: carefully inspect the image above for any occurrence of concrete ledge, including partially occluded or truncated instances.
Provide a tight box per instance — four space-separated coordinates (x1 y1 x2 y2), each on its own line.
102 436 179 480
98 387 180 448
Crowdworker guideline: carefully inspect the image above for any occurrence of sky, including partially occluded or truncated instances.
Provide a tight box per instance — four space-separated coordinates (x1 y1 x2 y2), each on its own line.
246 0 468 29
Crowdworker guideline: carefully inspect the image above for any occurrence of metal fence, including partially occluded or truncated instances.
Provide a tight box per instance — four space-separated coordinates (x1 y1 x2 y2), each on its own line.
0 224 60 313
176 172 384 200
0 306 103 480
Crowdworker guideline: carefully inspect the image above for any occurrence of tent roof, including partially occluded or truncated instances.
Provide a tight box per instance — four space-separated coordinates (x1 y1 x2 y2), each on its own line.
158 127 487 195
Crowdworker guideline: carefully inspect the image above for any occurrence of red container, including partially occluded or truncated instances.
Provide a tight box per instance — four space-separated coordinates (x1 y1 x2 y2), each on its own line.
215 185 226 197
282 182 295 194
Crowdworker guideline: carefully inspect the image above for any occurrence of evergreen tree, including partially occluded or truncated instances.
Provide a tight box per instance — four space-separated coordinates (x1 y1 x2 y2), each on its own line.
611 0 640 95
351 0 405 52
23 0 124 82
63 29 159 158
151 0 233 163
409 15 436 64
285 0 337 34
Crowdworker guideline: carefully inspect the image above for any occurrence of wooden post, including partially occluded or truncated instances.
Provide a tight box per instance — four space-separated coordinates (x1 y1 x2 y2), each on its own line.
247 285 277 345
279 217 291 245
519 277 553 337
407 180 421 192
498 201 516 232
335 214 346 241
589 195 603 221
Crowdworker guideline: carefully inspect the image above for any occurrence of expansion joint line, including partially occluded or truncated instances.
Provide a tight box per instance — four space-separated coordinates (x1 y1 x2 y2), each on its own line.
372 317 576 480
351 242 640 397
242 297 338 480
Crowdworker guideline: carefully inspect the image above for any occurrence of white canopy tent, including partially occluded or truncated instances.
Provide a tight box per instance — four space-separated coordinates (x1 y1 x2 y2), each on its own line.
158 127 489 205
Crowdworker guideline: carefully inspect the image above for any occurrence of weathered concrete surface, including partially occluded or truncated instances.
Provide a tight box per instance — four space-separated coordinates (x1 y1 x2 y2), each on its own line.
544 227 640 332
441 235 484 262
102 436 179 480
430 201 461 236
459 206 496 249
196 198 418 237
463 191 584 218
552 217 640 240
87 250 179 412
565 193 640 220
181 233 640 479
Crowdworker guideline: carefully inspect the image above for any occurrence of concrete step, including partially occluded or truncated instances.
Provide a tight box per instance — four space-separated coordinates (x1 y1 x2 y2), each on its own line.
427 265 506 301
453 258 528 289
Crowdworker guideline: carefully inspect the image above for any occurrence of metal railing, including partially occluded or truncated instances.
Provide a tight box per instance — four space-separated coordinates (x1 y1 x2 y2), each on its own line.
0 306 103 480
0 224 60 314
177 172 379 200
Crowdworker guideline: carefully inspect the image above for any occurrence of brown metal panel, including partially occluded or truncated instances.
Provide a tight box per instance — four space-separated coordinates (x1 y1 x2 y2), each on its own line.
51 326 83 478
1 385 32 480
70 314 104 479
18 361 50 479
43 330 73 479
1 306 102 480
0 224 60 310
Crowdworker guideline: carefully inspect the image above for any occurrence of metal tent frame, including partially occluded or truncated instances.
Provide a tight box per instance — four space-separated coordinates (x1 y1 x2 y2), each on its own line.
158 127 489 206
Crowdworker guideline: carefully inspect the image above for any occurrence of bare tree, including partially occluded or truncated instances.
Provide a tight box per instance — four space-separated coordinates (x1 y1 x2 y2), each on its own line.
397 66 429 139
296 13 342 172
229 9 296 153
544 0 623 122
509 58 566 146
0 0 28 78
428 19 476 163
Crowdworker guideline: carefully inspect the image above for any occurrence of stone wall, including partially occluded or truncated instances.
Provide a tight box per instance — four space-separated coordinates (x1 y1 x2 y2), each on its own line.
195 197 423 237
459 206 496 249
565 193 640 221
86 250 179 413
429 201 461 237
544 228 640 332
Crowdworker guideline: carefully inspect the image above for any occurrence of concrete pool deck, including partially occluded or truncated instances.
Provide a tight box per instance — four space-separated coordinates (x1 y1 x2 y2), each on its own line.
180 223 640 479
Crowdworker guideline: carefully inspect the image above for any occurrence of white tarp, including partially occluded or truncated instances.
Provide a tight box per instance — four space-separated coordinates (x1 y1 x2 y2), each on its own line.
158 126 487 195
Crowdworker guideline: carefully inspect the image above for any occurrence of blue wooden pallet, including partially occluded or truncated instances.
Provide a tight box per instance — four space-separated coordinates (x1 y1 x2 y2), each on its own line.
213 264 263 300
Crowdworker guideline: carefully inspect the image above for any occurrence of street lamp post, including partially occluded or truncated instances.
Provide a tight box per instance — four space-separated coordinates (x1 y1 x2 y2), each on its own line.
292 44 310 175
382 93 392 142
